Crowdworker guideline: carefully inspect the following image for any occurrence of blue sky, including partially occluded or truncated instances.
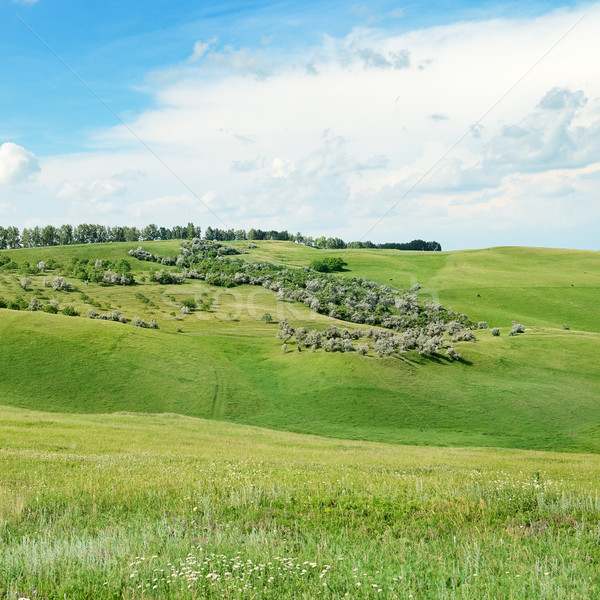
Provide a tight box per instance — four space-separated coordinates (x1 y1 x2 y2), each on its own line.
1 0 599 249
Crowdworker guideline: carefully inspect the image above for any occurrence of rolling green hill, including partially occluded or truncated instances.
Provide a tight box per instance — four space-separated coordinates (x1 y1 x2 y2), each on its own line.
0 242 598 452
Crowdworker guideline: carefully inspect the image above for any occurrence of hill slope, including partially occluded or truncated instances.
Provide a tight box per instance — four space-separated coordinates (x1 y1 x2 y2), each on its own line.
0 242 598 451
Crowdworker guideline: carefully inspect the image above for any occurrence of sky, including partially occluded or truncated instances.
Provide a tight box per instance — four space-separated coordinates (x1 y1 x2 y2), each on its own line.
1 0 599 250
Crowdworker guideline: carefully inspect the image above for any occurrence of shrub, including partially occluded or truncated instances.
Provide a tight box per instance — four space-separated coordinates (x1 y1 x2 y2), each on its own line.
451 330 476 343
62 305 78 316
509 322 526 336
20 277 31 290
180 305 190 315
97 310 127 323
309 257 347 273
87 309 99 319
28 297 43 311
131 316 159 329
0 297 6 309
261 313 273 322
52 277 71 291
563 323 570 330
445 346 461 360
43 304 58 314
37 261 47 272
491 328 500 336
357 344 369 355
179 298 196 310
477 321 489 329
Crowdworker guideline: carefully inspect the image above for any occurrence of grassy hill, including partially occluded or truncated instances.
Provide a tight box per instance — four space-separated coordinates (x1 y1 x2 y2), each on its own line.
0 241 598 452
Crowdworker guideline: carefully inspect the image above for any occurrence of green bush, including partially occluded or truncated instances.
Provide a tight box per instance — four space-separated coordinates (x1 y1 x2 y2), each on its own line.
179 298 197 310
309 257 348 273
491 328 500 336
62 305 79 316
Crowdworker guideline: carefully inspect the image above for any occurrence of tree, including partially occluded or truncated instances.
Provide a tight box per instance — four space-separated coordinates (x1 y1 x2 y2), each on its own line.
58 224 73 245
20 277 31 290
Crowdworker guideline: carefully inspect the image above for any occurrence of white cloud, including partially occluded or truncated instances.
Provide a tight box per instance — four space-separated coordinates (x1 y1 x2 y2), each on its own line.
5 3 600 249
189 38 217 62
0 142 40 184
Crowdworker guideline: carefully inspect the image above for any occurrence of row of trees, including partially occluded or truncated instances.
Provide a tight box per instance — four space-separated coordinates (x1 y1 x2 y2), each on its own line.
0 223 203 249
1 222 442 252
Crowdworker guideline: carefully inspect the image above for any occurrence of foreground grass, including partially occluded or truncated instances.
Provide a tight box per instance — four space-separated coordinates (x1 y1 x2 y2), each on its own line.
1 406 599 599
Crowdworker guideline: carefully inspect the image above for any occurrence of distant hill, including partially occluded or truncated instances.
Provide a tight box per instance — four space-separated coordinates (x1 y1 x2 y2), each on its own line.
0 241 598 452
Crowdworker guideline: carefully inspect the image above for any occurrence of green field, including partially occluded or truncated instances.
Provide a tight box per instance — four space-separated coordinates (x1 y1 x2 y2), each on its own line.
0 241 599 598
0 242 598 451
1 407 599 599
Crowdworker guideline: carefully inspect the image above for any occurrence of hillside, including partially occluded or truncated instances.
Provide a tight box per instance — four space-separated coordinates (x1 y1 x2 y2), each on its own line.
0 242 598 452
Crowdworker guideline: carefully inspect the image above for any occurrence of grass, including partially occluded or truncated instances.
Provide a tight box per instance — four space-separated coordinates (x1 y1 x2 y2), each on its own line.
0 242 599 452
1 241 599 598
1 405 599 599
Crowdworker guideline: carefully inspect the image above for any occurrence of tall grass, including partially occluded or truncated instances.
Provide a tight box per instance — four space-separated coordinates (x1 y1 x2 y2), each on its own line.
1 407 599 598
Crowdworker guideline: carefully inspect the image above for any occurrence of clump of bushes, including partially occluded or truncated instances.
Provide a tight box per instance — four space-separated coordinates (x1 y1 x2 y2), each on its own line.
61 305 78 316
131 316 159 329
88 310 127 323
52 277 71 291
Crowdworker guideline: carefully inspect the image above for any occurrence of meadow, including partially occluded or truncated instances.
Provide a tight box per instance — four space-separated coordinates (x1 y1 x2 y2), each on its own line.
1 406 599 599
0 242 598 451
0 241 599 598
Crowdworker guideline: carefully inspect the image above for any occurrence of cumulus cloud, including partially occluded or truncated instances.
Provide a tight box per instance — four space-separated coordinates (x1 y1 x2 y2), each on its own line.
0 142 40 184
5 3 600 249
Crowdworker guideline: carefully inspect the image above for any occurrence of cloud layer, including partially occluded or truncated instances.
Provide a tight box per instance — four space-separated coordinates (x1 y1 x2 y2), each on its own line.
4 3 600 250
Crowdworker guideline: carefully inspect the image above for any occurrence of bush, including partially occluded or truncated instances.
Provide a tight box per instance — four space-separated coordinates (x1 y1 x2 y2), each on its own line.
477 321 489 329
62 305 78 316
357 344 369 355
445 346 461 360
96 310 127 323
309 257 347 273
491 328 500 336
0 297 6 309
509 322 526 336
131 316 159 329
20 277 31 290
261 313 273 322
451 330 476 343
28 297 43 311
43 304 58 314
52 277 71 291
179 298 196 310
563 323 570 330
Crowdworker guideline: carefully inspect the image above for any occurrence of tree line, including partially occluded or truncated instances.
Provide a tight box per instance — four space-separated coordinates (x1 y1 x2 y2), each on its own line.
0 222 441 252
